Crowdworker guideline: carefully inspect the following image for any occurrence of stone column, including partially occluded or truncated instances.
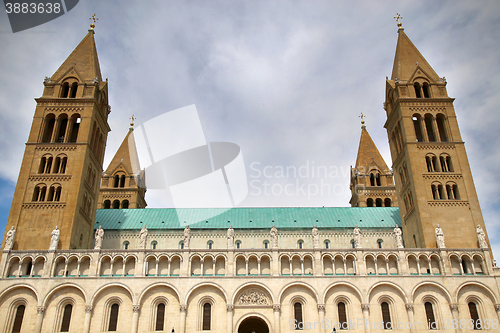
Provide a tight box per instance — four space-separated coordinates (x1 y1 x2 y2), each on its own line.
123 260 127 277
258 259 261 276
34 306 45 333
343 258 347 275
361 304 370 333
83 306 93 333
245 259 248 276
76 260 81 277
405 303 416 333
227 305 234 333
301 259 304 275
273 305 281 333
374 258 378 275
449 304 462 333
416 259 421 275
356 250 366 276
317 304 326 333
131 305 140 333
180 305 187 333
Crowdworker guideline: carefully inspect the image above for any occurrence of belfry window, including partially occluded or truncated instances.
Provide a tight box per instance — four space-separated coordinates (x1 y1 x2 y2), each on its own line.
294 302 303 330
60 82 70 98
42 114 56 142
338 302 347 329
367 198 374 207
424 114 436 142
414 82 422 98
468 302 480 330
60 304 73 332
202 303 211 330
155 303 165 331
112 200 120 209
422 82 431 98
381 302 392 329
103 200 111 209
436 114 448 142
69 82 78 98
413 115 424 142
424 302 437 330
114 175 120 188
384 198 392 207
12 304 25 333
108 303 119 331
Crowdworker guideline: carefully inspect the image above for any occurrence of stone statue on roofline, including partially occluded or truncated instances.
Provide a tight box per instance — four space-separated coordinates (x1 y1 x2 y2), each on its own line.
270 225 278 248
435 224 445 249
183 225 191 249
353 225 361 248
49 226 60 250
227 225 235 249
4 226 15 250
477 225 488 249
312 225 319 249
394 224 404 248
94 225 104 249
139 225 148 249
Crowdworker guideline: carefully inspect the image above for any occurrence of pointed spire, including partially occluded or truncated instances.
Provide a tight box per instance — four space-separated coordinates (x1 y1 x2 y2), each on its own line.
354 125 389 171
51 29 102 83
391 29 440 82
105 129 141 176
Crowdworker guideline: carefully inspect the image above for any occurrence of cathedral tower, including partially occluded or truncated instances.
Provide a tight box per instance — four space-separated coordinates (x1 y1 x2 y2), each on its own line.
384 25 488 249
2 27 110 250
350 119 398 208
98 124 147 210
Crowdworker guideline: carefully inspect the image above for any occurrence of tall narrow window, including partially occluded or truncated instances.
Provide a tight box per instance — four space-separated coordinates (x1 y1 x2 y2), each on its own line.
56 116 68 143
42 115 56 142
39 186 46 201
446 156 453 172
376 173 381 186
45 157 53 174
424 114 436 142
114 175 119 188
294 302 303 330
426 156 433 172
436 114 448 142
68 116 81 143
155 303 165 331
414 83 422 98
422 83 431 98
381 302 392 330
452 184 460 200
60 82 70 98
47 186 55 201
424 302 437 330
70 82 78 98
202 303 211 331
60 304 73 332
440 156 448 172
108 303 119 331
39 157 47 174
120 175 126 188
446 185 454 200
33 186 40 201
468 302 480 330
60 157 67 173
413 115 424 142
370 174 375 186
53 157 61 173
12 304 25 333
338 302 347 329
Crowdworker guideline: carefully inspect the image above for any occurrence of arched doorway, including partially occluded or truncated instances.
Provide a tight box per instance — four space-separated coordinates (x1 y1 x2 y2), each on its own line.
237 316 269 333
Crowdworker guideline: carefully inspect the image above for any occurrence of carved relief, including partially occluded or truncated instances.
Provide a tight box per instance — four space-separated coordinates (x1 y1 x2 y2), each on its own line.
237 290 270 305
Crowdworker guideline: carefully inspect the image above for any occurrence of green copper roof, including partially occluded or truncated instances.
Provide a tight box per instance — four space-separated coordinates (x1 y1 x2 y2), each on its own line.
94 207 401 230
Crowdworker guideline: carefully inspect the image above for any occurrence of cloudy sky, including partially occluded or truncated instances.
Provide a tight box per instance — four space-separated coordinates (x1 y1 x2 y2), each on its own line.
0 1 499 255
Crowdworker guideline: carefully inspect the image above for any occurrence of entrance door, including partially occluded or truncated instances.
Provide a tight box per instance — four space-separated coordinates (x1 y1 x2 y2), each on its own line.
237 316 270 333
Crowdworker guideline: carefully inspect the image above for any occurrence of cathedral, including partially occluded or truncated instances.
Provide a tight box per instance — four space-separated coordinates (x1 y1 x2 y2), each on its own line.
1 19 499 333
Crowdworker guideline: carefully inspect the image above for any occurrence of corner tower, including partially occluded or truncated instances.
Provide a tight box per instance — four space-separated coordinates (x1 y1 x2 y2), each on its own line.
98 123 147 209
384 25 488 249
350 119 398 208
2 27 110 250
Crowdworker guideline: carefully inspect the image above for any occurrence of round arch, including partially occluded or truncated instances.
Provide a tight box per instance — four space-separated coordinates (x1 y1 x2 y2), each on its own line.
411 281 452 304
90 282 135 306
367 281 409 304
42 282 88 307
0 283 40 305
278 281 319 304
231 282 275 305
235 312 272 333
184 282 228 305
137 282 181 305
454 281 499 304
322 281 365 304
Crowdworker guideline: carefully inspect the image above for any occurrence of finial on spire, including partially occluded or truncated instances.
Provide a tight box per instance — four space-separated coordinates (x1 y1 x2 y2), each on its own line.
359 113 366 128
394 13 403 30
89 14 98 30
130 115 136 130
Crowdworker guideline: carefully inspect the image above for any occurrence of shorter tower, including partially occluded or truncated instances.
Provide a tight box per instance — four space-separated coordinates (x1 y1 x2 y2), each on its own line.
350 119 398 208
98 124 146 209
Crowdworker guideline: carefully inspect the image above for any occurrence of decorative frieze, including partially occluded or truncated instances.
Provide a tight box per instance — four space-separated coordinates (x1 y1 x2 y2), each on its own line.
237 290 270 305
22 202 66 209
428 200 469 207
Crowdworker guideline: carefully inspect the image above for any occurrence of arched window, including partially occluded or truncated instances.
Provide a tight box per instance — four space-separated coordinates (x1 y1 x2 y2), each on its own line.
55 115 68 143
298 240 304 249
68 115 81 143
452 184 460 200
412 114 424 142
424 114 436 142
350 239 355 249
60 82 70 98
381 302 392 330
324 240 330 249
121 200 129 209
180 242 184 249
294 302 303 330
120 175 126 188
384 198 392 207
235 241 241 249
264 240 269 249
207 241 213 250
468 302 480 330
12 304 25 333
39 156 47 174
367 198 374 207
431 185 438 200
34 185 47 202
114 175 119 188
375 198 383 207
151 241 158 250
53 156 61 173
108 303 119 331
69 82 78 98
123 241 129 250
155 303 165 331
104 200 111 209
202 303 211 330
424 302 437 330
338 302 347 329
436 114 448 142
414 82 422 98
60 303 73 332
112 200 120 209
42 114 56 142
60 157 67 173
370 173 375 186
422 82 431 98
47 186 55 201
377 239 383 249
45 157 53 174
438 184 445 200
426 155 438 172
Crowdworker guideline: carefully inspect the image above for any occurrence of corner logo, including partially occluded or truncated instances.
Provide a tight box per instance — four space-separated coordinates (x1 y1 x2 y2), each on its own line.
132 105 248 226
4 0 79 33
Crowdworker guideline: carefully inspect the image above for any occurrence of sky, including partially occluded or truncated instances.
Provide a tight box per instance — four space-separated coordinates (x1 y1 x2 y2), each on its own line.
0 1 499 256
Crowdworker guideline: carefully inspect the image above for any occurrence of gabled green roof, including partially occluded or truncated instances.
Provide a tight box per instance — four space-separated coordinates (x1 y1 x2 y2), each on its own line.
94 207 401 230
